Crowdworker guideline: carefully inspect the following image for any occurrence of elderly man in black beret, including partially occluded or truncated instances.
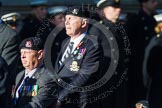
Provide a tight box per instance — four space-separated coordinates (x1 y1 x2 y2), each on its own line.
54 6 103 108
11 37 57 108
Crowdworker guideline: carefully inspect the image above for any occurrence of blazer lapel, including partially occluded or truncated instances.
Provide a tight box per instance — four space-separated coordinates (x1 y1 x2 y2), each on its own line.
30 66 45 80
13 71 25 98
56 39 70 71
57 36 88 73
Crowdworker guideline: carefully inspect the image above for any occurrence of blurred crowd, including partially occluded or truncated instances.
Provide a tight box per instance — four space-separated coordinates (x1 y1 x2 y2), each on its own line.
0 0 162 108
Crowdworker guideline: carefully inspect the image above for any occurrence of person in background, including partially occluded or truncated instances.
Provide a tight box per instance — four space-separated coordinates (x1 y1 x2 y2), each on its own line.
11 37 57 108
0 3 20 105
125 0 158 107
1 12 23 34
19 0 48 41
1 12 25 75
0 56 9 108
89 0 130 108
37 6 68 66
142 14 162 108
48 6 68 66
48 6 68 28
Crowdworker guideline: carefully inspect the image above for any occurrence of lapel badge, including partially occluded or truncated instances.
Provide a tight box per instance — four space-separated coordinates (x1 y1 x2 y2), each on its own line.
70 61 80 72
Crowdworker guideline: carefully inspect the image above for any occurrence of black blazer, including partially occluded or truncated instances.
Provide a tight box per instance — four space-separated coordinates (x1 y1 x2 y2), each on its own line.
55 34 103 108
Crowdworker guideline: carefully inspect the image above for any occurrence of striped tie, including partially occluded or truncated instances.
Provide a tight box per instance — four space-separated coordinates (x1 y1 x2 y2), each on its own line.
59 42 74 65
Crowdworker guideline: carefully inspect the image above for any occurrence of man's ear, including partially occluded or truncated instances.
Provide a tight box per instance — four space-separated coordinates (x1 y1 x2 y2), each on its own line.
37 50 44 60
81 19 88 28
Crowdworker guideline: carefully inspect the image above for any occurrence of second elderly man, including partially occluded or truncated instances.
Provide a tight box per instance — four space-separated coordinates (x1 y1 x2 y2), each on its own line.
12 37 57 108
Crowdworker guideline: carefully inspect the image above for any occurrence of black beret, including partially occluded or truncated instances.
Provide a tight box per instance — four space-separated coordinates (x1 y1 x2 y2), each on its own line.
66 6 90 18
97 0 121 9
137 0 149 3
19 37 44 50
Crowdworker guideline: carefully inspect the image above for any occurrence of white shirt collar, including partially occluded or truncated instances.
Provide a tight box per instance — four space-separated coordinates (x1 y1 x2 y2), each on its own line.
70 32 86 53
25 68 37 78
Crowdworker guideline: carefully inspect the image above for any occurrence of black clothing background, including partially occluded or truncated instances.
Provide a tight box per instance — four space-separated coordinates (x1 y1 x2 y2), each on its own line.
146 35 162 108
0 56 9 108
88 18 129 108
19 14 44 41
125 9 157 107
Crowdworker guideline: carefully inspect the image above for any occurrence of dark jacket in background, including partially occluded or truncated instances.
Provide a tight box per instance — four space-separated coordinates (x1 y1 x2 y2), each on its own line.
0 56 9 108
88 18 130 108
143 33 162 108
125 9 157 107
19 14 44 41
0 21 19 87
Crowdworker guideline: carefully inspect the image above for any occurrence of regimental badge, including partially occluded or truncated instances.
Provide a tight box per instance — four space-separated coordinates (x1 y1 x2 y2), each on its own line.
72 9 79 15
70 61 80 72
25 40 32 48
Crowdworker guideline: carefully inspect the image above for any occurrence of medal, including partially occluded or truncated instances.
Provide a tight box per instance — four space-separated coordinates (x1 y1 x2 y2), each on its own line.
32 85 39 96
77 48 86 60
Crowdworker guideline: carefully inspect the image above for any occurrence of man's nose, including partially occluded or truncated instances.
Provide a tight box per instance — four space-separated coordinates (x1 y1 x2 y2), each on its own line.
65 18 69 25
21 52 25 59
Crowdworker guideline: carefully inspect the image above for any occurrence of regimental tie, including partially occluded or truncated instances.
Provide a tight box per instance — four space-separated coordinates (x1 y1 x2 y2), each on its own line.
13 76 29 105
59 42 74 66
18 76 29 96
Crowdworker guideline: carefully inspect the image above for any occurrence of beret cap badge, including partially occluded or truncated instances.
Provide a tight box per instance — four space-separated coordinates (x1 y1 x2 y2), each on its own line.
25 41 32 48
72 9 79 15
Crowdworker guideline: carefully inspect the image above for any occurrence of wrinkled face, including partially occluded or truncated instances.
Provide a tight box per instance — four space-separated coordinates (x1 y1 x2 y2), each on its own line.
50 13 65 27
34 6 48 20
20 49 43 71
143 0 158 13
65 15 87 37
103 6 121 23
